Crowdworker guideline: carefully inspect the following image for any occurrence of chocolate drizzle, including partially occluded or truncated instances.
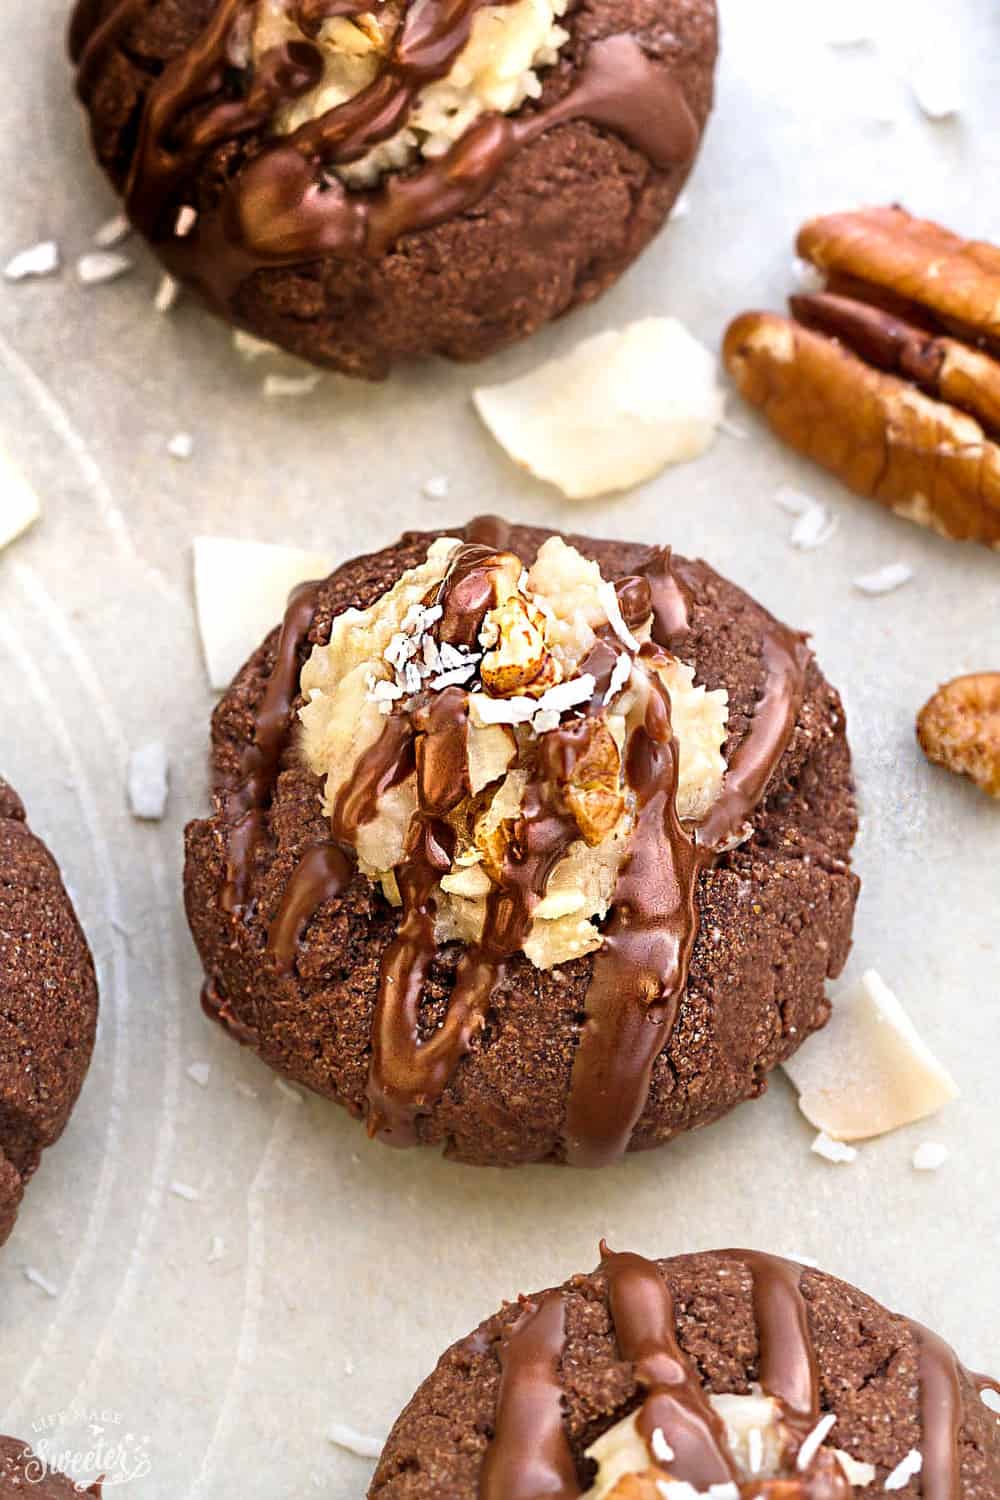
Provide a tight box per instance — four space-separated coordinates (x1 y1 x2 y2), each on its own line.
266 842 353 973
480 1293 579 1500
478 1248 974 1500
219 579 323 914
71 0 698 312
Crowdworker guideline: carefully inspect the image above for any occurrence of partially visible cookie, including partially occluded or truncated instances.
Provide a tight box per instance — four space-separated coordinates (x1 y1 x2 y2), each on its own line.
0 1437 101 1496
0 776 99 1248
371 1246 1000 1499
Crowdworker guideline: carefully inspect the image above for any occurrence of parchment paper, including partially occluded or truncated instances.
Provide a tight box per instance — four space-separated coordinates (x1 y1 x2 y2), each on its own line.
1 0 998 1493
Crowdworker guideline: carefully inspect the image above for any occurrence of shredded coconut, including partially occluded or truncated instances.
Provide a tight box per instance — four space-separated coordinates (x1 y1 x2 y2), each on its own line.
166 431 194 460
811 1131 858 1164
328 1424 384 1459
650 1429 675 1464
263 371 323 398
24 1266 59 1297
154 272 180 311
127 742 169 820
884 1449 922 1490
912 1141 949 1171
797 1413 836 1471
853 563 914 596
77 250 132 285
4 241 60 281
169 1181 200 1201
94 213 131 248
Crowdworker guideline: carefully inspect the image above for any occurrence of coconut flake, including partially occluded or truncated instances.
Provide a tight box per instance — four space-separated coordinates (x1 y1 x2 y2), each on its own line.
0 448 42 551
422 474 450 499
94 213 131 248
884 1449 922 1490
473 318 725 500
77 250 132 286
166 431 194 460
24 1266 59 1298
187 1062 212 1088
429 662 478 690
328 1424 384 1460
127 742 169 820
811 1131 858 1164
4 241 60 281
535 674 596 716
193 536 334 691
784 970 959 1142
775 484 815 516
833 1450 877 1487
603 652 633 705
233 329 281 360
853 563 913 596
469 692 538 727
650 1429 675 1464
263 371 322 398
912 1141 949 1171
154 273 180 312
169 1181 200 1201
790 503 838 550
797 1414 837 1471
747 1428 764 1474
597 578 641 652
207 1235 226 1263
175 205 198 237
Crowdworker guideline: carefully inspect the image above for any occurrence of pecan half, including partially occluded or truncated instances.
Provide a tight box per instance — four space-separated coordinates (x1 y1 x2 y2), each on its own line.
797 207 1000 356
724 312 1000 546
917 672 1000 799
724 207 1000 549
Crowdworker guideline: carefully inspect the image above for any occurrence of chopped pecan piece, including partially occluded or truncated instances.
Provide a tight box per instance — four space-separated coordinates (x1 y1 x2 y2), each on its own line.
917 672 1000 798
725 207 1000 549
724 312 1000 547
797 207 1000 356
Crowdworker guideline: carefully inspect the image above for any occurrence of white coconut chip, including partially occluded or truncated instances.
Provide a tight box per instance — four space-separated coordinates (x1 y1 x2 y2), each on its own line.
3 240 60 281
597 577 641 651
187 1062 212 1088
469 692 539 727
747 1427 764 1474
77 250 133 285
127 742 169 820
981 1389 1000 1415
166 431 194 460
784 970 959 1142
169 1181 200 1201
422 474 450 499
263 371 322 398
853 563 913 596
207 1235 226 1263
535 674 596 716
833 1449 877 1487
193 535 334 690
811 1131 858 1164
650 1429 675 1464
884 1449 922 1490
154 272 180 312
24 1266 59 1298
790 504 838 550
233 328 281 360
328 1424 384 1460
797 1414 837 1472
603 652 633 705
473 318 725 500
94 213 131 248
912 1141 949 1171
0 447 42 551
175 205 198 237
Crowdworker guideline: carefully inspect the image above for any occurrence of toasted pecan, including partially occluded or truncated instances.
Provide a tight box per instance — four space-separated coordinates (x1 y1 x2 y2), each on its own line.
797 206 1000 354
917 672 1000 799
723 312 1000 547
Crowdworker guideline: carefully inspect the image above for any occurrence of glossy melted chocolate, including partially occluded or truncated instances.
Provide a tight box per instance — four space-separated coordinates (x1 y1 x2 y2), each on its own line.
203 520 810 1161
477 1247 973 1499
70 0 698 313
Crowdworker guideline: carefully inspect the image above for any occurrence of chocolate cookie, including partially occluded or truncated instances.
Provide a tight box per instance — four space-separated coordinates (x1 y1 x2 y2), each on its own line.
370 1246 1000 1499
0 1437 101 1497
68 0 717 378
0 778 99 1247
184 518 859 1166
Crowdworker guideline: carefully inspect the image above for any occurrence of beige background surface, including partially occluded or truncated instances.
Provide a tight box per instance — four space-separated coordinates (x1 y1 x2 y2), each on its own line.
1 0 998 1493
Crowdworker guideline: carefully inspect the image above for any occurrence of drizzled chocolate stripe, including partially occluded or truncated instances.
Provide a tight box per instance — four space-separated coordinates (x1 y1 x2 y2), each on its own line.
69 0 698 309
478 1249 975 1500
219 579 323 914
480 1293 580 1500
601 1247 740 1489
